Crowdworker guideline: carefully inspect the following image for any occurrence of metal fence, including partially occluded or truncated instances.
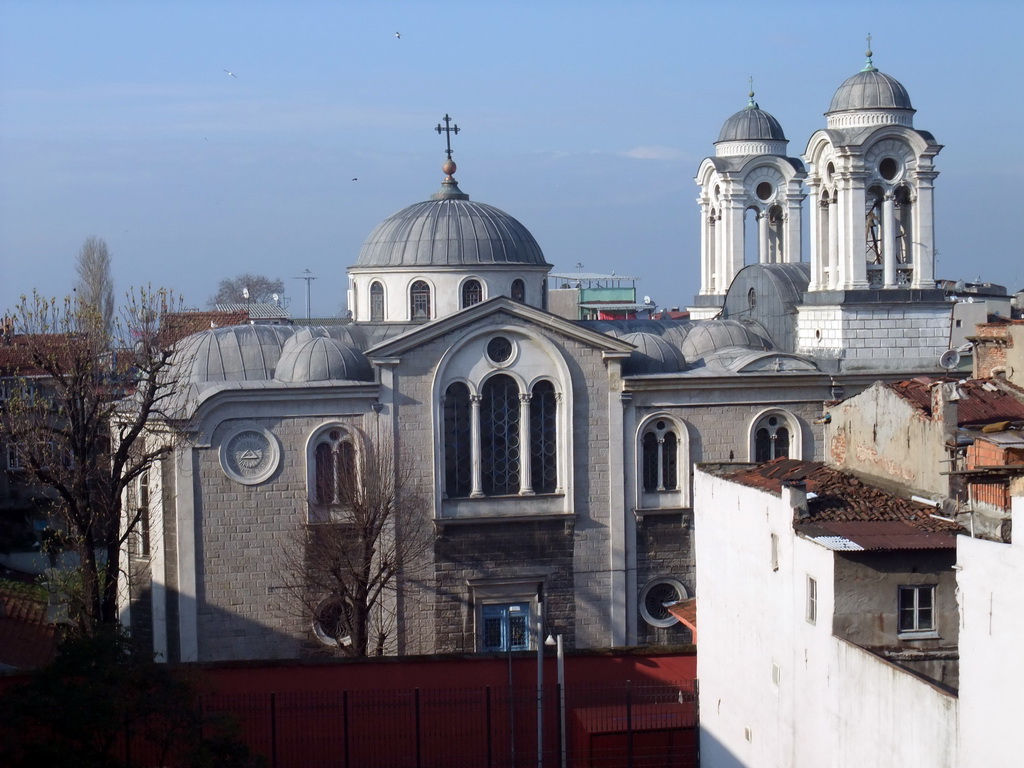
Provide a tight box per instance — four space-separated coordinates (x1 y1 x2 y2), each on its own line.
190 679 698 768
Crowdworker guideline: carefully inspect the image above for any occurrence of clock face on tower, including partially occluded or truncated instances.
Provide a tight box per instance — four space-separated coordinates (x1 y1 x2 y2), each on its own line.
220 426 280 485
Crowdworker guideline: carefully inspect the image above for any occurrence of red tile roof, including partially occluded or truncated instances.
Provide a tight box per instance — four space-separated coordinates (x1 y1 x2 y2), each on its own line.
887 377 1024 426
667 598 697 643
718 458 962 549
0 591 59 670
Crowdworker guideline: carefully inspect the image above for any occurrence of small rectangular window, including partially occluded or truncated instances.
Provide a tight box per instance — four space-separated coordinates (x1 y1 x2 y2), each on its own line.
806 576 817 625
481 602 532 652
898 585 936 634
6 444 24 471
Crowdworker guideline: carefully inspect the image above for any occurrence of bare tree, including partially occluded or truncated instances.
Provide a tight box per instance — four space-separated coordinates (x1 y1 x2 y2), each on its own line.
209 273 284 307
0 288 184 634
279 435 431 657
74 236 115 335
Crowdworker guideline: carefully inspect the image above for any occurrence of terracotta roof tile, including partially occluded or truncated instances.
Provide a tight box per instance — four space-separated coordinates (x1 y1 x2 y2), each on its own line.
721 458 963 544
886 377 1024 426
0 592 59 670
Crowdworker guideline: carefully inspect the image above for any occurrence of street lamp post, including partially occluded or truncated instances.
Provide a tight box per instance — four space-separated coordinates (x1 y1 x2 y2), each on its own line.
545 634 566 768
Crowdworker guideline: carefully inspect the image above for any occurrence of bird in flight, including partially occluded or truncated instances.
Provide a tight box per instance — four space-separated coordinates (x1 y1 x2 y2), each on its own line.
352 178 358 181
395 32 401 39
223 69 237 78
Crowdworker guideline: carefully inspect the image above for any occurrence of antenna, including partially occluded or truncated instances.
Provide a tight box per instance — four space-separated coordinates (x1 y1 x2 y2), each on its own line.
293 269 317 320
939 349 961 371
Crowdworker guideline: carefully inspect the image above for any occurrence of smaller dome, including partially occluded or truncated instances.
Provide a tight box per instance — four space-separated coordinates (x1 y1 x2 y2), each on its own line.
828 65 912 113
718 103 786 143
274 336 372 383
680 320 772 360
621 332 685 374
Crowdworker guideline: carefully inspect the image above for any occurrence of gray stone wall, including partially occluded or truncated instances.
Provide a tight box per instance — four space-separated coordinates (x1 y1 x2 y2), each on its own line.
635 512 694 645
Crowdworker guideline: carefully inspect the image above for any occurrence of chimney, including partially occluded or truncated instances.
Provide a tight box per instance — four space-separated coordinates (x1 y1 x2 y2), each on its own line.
930 380 959 447
782 480 810 521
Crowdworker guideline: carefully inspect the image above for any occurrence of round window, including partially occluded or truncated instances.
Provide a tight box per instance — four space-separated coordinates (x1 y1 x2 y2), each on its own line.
756 182 773 201
879 157 899 181
313 598 352 647
486 336 513 364
639 577 688 628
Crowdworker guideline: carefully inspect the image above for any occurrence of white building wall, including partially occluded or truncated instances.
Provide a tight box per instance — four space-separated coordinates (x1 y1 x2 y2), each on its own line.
957 496 1024 768
796 304 951 361
695 469 959 768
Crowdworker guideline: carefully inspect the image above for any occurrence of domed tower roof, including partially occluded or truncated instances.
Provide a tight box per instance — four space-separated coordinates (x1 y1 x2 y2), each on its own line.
826 43 914 126
354 158 549 269
714 85 789 157
275 335 372 383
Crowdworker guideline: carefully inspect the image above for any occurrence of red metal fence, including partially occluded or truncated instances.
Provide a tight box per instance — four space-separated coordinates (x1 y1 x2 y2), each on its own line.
192 679 698 768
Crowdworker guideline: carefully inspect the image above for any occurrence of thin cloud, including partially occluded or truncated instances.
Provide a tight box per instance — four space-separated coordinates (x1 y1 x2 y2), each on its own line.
622 145 687 161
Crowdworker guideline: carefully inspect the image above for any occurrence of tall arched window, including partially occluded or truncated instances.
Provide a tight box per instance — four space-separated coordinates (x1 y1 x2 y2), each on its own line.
530 380 557 493
754 414 790 462
410 280 431 322
370 281 385 321
462 279 483 309
481 375 521 495
314 429 356 504
641 419 678 492
511 279 526 303
443 382 472 497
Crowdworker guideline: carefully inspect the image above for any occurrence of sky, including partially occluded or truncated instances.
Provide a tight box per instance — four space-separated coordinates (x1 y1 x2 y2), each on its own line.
1 0 1021 318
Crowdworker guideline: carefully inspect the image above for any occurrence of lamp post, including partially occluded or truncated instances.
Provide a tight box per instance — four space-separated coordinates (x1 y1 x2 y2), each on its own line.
545 634 566 768
536 607 544 768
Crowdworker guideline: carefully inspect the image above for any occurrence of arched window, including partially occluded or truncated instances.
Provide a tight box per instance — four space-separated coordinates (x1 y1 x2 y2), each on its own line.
314 429 356 504
481 375 521 495
370 281 385 321
410 280 431 322
754 414 791 462
443 382 472 498
511 279 526 303
530 380 557 493
462 279 483 309
641 419 678 492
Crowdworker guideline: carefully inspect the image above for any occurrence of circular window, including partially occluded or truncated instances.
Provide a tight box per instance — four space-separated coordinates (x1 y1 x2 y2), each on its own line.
486 336 514 364
639 577 688 628
879 157 899 181
313 598 352 647
756 182 773 201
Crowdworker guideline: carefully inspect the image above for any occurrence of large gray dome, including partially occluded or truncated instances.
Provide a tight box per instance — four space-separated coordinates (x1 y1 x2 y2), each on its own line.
621 332 686 374
828 67 912 113
718 103 786 143
355 197 548 269
172 324 295 384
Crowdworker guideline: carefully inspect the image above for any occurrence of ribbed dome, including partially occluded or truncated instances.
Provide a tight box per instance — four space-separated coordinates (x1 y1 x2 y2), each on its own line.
718 104 786 143
275 336 372 383
355 197 548 269
680 320 772 360
621 332 686 374
172 324 295 384
828 67 912 113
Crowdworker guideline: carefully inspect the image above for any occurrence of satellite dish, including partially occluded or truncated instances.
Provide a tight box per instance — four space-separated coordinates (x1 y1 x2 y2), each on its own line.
939 349 961 370
272 293 280 304
643 295 652 305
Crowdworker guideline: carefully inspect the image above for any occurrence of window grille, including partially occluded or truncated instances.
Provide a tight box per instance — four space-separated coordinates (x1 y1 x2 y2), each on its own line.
481 375 521 495
370 282 385 321
462 279 483 309
530 381 557 493
755 415 790 462
443 383 473 497
410 281 431 322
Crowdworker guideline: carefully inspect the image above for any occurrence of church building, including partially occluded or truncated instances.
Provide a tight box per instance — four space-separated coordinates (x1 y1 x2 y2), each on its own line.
122 47 957 663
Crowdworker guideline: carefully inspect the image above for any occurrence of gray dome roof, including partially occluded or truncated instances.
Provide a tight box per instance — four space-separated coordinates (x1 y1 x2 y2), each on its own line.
275 336 372 383
828 67 912 113
680 319 772 360
172 324 295 384
718 103 786 143
621 332 685 374
355 196 548 269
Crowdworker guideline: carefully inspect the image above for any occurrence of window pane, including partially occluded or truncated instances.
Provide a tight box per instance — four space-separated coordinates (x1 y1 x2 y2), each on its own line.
370 282 384 321
481 375 521 495
444 383 472 497
755 427 772 462
462 279 482 308
662 431 678 490
411 281 431 321
315 442 335 503
775 427 790 459
530 381 557 494
642 432 659 492
511 279 526 302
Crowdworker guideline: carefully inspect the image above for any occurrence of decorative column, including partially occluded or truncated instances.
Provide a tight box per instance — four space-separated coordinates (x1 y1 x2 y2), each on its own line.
470 394 484 498
758 210 770 264
828 196 840 289
518 392 535 495
882 192 897 287
911 171 938 288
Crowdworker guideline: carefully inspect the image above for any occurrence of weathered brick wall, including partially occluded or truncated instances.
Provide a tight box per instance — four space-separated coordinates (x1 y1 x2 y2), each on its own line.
635 512 694 645
973 323 1011 378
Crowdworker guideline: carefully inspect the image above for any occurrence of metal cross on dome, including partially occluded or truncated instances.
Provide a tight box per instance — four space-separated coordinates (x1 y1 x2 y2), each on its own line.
435 114 459 160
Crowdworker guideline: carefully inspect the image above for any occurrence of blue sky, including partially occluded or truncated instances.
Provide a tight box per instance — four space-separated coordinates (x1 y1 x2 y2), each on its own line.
1 0 1021 316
